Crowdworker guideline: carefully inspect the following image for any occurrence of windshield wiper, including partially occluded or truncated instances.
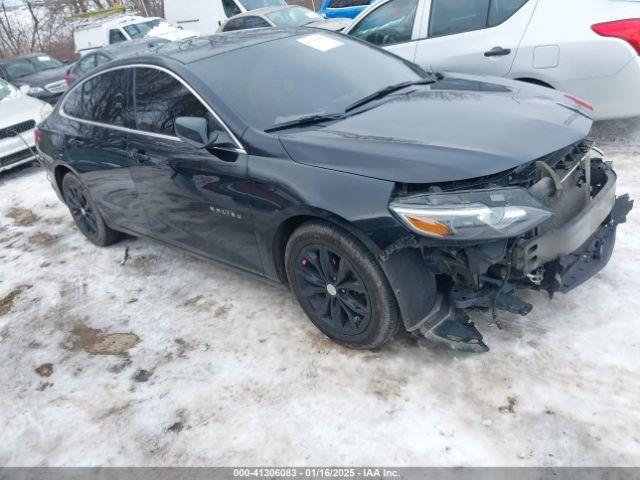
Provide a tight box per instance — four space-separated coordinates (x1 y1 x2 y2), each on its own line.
265 113 346 133
345 77 437 113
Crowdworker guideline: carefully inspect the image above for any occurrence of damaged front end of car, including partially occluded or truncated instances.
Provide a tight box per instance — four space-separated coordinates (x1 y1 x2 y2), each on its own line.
387 140 633 352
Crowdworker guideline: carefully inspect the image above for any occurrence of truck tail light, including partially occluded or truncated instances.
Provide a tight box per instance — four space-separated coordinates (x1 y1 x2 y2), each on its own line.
592 19 640 55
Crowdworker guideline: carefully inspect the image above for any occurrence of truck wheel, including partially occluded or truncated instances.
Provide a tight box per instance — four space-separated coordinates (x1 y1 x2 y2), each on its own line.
62 173 120 247
285 221 400 349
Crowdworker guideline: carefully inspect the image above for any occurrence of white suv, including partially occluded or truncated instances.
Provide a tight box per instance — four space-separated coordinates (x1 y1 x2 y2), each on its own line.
344 0 640 120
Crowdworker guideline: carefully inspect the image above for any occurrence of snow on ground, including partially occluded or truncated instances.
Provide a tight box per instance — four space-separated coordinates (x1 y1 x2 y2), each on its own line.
1 120 639 467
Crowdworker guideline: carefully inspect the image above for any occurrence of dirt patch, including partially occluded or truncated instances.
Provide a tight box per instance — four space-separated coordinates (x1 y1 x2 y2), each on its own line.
182 296 203 308
67 324 140 355
35 363 54 377
28 232 59 246
132 369 153 382
0 285 32 316
369 375 409 400
7 207 40 227
214 304 231 318
499 396 518 414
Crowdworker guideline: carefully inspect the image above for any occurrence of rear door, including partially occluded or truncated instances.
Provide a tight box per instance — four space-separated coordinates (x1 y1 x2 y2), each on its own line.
61 67 148 233
127 66 262 273
346 0 425 61
414 0 537 76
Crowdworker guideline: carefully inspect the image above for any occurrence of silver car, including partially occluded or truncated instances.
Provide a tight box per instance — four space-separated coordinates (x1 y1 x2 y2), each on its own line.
0 79 52 174
219 5 351 32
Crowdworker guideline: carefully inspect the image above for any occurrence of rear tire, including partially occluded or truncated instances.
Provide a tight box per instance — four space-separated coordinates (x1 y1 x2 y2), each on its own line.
285 221 400 349
62 173 121 247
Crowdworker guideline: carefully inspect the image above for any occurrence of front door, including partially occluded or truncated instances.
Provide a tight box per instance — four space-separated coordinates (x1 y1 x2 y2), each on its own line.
127 67 261 273
413 0 537 77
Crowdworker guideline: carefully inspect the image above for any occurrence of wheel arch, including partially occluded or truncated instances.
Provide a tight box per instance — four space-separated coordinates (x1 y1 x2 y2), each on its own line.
272 209 384 284
514 77 555 89
53 164 77 196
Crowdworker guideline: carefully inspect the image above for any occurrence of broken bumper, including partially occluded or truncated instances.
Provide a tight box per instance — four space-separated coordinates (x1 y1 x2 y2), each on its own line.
518 162 633 293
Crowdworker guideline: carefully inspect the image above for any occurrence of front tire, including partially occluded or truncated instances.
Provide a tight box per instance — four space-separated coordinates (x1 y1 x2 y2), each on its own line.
62 173 120 247
285 221 400 349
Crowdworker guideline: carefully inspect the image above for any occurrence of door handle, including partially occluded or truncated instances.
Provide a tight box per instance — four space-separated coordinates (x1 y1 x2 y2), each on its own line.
67 137 82 147
484 46 512 57
128 149 150 164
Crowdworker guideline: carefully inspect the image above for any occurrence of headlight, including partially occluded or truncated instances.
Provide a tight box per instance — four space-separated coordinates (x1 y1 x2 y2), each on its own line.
40 103 53 119
390 187 553 241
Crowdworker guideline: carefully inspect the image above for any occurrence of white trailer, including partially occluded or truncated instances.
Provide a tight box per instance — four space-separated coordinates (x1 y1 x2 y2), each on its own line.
164 0 288 35
73 14 199 55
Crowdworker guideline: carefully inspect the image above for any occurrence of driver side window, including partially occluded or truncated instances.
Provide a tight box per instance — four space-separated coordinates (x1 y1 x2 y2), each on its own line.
109 29 127 44
349 0 420 47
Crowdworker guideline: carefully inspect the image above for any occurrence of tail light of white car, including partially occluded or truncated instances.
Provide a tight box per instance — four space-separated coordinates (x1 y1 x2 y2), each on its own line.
592 18 640 55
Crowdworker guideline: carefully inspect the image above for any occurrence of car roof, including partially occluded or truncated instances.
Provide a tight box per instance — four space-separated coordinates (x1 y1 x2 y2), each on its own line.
142 28 303 64
0 52 52 63
88 38 171 59
230 4 306 18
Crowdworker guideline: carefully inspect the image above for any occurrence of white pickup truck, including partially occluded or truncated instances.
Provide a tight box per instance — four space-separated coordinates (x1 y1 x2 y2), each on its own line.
73 15 199 55
165 0 287 35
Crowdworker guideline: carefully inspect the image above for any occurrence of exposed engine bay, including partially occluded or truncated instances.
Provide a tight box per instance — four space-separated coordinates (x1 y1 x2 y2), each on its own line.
387 140 634 352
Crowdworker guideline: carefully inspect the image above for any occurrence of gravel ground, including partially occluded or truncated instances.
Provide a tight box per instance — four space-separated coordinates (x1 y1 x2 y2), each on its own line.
1 119 639 467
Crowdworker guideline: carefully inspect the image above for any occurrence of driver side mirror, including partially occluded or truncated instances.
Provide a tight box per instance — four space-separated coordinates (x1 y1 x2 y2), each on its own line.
175 116 219 148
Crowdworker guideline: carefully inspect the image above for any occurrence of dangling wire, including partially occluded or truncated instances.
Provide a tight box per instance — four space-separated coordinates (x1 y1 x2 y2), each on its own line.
492 239 516 328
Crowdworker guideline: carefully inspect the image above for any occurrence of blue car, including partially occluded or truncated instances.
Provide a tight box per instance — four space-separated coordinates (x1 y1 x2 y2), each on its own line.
319 0 378 19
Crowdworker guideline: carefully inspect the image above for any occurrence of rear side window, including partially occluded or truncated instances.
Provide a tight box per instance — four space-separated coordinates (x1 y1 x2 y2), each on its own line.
349 0 420 47
488 0 527 27
95 54 111 67
77 55 96 73
134 67 209 136
223 18 246 31
243 16 270 28
63 69 129 126
429 0 527 37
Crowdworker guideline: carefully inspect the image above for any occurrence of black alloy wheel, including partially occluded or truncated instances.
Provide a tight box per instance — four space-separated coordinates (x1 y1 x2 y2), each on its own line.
295 244 372 337
286 221 400 349
62 173 121 247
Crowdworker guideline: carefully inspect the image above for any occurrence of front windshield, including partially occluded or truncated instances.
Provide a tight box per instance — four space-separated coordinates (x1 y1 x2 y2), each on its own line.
191 32 427 130
1 55 63 79
266 6 322 27
238 0 286 10
0 79 17 102
124 19 165 39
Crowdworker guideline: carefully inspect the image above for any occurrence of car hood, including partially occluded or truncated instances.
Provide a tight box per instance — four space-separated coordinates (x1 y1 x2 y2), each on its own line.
278 74 594 183
0 92 45 129
13 65 68 87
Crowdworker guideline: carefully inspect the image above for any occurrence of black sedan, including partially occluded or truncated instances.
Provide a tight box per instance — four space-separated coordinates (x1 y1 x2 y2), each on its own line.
0 53 69 103
36 29 632 352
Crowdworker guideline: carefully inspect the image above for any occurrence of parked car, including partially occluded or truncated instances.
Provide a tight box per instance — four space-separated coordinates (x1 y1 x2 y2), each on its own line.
344 0 640 120
0 79 52 173
65 38 171 85
73 14 198 55
36 29 632 352
165 0 287 35
319 0 378 19
0 53 69 104
219 6 351 32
